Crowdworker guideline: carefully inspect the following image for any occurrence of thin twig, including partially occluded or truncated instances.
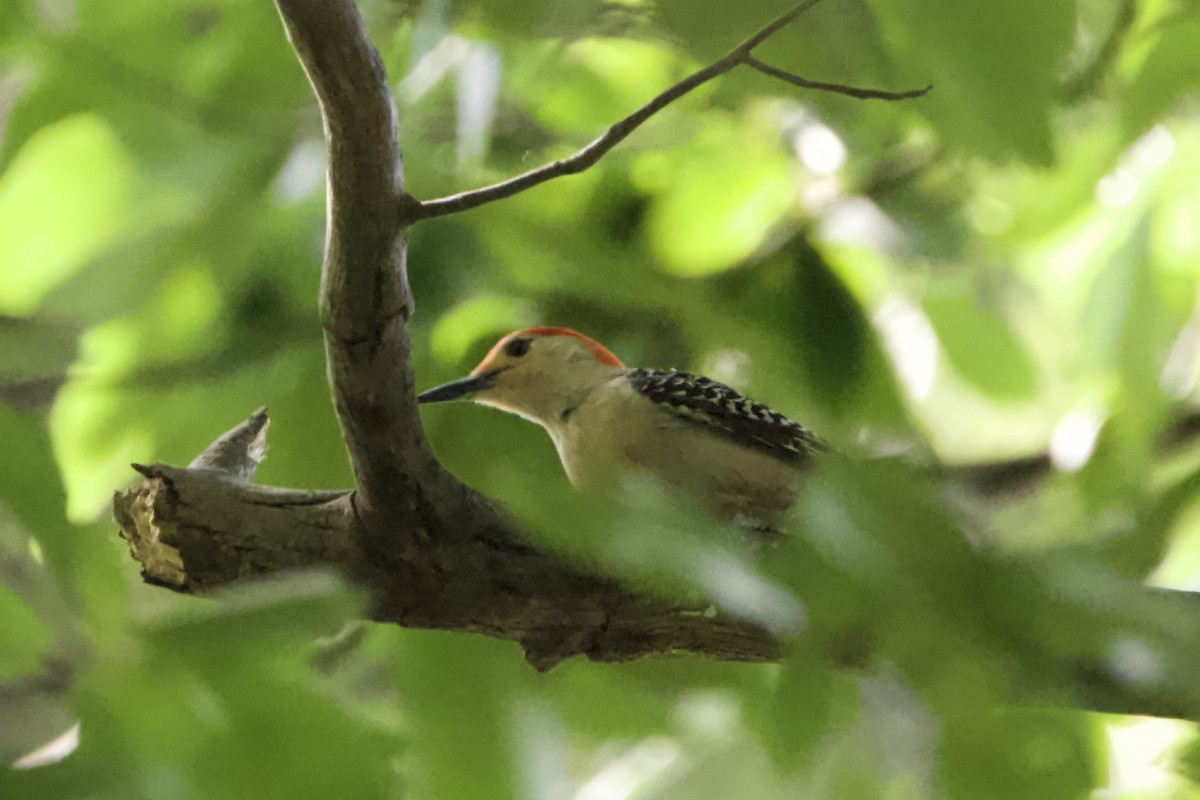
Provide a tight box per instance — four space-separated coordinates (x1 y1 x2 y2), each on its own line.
405 0 816 222
406 49 726 220
411 0 926 221
743 56 932 101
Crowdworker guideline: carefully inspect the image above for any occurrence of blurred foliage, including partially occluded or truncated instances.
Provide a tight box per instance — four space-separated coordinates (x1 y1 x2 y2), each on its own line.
4 0 1200 796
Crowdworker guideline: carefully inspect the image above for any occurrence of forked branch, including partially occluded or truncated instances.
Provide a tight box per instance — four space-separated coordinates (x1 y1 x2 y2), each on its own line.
118 0 1200 721
408 0 930 221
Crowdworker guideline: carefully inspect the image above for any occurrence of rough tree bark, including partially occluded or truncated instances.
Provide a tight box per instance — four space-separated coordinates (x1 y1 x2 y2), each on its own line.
111 0 1200 718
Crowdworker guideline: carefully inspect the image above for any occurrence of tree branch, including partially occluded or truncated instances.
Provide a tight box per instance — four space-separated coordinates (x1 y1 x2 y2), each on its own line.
115 411 1200 718
274 0 441 536
153 0 1197 723
269 0 931 567
114 412 780 670
410 0 929 221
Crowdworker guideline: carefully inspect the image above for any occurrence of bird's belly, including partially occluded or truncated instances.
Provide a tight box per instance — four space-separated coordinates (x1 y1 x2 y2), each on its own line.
632 430 800 524
558 403 801 525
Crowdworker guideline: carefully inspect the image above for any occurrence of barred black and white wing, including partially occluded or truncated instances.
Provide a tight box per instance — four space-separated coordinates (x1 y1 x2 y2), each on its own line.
626 369 823 465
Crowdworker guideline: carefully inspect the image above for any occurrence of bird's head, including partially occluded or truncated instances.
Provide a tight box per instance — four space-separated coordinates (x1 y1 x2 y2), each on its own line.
417 327 624 426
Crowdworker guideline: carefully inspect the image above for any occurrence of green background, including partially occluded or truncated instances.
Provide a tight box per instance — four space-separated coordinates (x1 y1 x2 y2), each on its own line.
5 0 1200 796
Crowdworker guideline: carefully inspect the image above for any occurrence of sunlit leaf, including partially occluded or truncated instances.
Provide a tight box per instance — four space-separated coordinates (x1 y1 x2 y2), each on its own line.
643 119 794 275
516 38 687 135
0 114 132 315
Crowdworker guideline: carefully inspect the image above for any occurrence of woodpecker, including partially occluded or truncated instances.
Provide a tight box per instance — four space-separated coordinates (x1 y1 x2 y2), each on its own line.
418 327 823 526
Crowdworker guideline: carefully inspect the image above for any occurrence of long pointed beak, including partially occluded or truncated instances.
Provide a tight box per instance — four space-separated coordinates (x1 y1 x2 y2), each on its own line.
417 368 505 404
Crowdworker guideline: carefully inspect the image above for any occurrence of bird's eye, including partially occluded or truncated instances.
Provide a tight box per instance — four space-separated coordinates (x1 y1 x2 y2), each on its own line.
504 338 532 358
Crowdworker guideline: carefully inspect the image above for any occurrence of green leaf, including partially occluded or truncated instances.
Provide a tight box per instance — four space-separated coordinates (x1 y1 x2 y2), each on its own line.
515 38 687 136
1122 15 1200 138
644 118 794 276
546 660 678 741
0 114 132 315
0 580 52 681
397 631 521 800
0 405 75 589
872 0 1075 164
793 240 871 414
923 292 1038 400
1078 218 1177 506
1095 462 1200 578
141 571 361 666
758 650 844 772
193 675 399 800
938 710 1096 800
29 572 396 800
430 294 535 366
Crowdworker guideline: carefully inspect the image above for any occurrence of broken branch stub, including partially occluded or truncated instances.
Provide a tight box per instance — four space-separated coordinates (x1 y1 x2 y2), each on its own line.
113 410 781 670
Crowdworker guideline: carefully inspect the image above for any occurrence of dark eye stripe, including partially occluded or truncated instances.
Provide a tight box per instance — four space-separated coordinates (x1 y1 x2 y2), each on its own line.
505 338 532 358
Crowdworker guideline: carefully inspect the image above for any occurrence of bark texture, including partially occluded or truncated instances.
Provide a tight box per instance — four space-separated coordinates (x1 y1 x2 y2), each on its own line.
114 420 779 671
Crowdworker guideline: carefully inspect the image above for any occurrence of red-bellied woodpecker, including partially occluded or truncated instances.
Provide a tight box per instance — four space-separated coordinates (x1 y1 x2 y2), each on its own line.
418 327 823 526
